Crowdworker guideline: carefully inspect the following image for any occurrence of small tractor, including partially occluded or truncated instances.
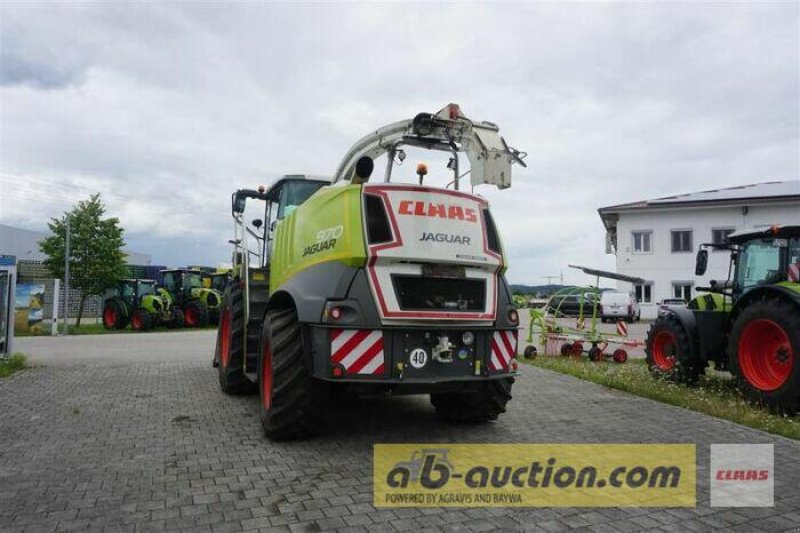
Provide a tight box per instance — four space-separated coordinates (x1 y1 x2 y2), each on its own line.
645 225 800 413
214 104 526 440
102 279 184 331
159 268 222 327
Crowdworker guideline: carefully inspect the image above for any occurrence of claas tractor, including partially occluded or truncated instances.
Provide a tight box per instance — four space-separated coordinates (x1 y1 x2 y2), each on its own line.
102 279 184 331
214 104 527 440
159 268 222 327
646 225 800 413
204 271 231 293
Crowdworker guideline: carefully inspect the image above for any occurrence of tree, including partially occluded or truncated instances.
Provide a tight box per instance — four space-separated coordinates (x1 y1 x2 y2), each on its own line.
39 194 127 328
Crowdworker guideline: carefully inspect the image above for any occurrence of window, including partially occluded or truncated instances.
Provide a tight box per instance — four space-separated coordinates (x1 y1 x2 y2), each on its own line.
672 282 692 301
735 238 783 294
671 230 693 253
632 231 652 253
712 228 735 247
634 283 653 304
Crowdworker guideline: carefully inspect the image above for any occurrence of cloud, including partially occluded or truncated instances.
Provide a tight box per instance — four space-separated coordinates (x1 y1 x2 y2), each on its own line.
1 3 797 281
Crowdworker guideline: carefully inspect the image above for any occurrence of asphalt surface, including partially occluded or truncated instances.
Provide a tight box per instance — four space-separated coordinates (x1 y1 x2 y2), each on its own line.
1 330 797 532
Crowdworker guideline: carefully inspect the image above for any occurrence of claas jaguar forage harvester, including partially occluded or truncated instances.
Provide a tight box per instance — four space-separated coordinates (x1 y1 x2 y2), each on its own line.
214 104 528 440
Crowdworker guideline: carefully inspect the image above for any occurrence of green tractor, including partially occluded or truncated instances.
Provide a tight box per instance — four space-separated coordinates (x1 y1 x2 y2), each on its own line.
204 271 231 293
645 225 800 413
214 104 526 440
102 279 184 331
158 269 222 327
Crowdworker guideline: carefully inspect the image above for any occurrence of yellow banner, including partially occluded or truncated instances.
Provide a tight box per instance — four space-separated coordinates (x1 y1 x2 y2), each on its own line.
374 444 695 507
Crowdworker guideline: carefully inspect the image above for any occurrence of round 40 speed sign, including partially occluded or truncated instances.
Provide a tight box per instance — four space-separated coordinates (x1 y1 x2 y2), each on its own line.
408 348 428 369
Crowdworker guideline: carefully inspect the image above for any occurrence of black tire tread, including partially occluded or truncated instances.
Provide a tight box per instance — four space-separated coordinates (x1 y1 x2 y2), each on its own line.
431 378 514 423
259 308 324 440
217 283 255 394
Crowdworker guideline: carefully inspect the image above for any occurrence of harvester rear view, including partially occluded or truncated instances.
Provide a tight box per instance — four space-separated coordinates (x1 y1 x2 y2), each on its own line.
214 104 527 440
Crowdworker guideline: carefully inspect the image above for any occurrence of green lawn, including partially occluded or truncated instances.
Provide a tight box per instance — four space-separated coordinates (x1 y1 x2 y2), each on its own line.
0 353 27 378
524 355 799 440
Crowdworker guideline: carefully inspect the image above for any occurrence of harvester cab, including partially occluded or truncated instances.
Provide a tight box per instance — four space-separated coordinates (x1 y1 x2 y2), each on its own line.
159 268 222 327
216 104 527 440
102 279 183 331
646 224 800 413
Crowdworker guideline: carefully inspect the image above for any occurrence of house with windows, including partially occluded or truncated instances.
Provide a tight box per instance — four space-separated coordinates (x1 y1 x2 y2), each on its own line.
598 180 800 319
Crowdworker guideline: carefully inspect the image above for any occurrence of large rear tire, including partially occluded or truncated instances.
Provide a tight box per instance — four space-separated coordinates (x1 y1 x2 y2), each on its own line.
184 299 209 328
258 308 324 440
431 378 514 423
728 298 800 415
216 283 254 394
102 298 128 330
645 315 701 384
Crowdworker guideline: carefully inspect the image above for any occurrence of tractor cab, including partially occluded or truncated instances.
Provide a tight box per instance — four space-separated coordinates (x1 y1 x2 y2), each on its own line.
694 225 800 301
205 272 231 293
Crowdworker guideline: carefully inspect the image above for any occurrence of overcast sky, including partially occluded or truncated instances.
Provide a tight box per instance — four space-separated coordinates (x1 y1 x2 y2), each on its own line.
1 2 798 286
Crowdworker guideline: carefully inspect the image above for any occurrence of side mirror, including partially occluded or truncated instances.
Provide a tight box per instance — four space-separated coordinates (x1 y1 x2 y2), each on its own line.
695 249 708 276
232 194 246 214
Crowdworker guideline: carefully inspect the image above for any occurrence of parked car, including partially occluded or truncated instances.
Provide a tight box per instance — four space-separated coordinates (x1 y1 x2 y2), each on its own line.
657 298 687 316
547 294 594 317
600 291 640 322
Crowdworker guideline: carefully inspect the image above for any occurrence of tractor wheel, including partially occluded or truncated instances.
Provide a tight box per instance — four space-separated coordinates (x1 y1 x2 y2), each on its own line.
216 283 255 394
431 378 514 423
588 346 603 362
728 298 800 415
184 300 209 328
167 308 184 329
613 349 628 364
560 343 572 356
130 309 153 331
571 341 584 357
645 315 700 384
258 307 324 440
524 345 538 359
102 298 127 330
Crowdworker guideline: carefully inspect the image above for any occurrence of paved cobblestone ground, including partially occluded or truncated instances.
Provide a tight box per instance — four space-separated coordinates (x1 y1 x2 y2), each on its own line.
2 332 798 532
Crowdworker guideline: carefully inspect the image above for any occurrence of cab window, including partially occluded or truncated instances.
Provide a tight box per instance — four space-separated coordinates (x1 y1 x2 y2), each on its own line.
736 239 783 293
276 181 325 219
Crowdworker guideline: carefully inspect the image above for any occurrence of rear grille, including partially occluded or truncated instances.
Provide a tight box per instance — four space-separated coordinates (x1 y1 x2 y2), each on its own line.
391 275 485 312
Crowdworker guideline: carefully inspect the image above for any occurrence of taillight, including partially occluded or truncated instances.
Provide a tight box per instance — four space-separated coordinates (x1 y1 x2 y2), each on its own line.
508 309 519 325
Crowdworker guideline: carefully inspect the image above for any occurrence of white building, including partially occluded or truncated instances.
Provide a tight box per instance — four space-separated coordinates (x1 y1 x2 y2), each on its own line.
598 180 800 319
0 224 152 265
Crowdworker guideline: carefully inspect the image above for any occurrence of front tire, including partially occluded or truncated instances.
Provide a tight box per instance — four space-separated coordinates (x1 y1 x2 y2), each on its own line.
130 308 153 331
102 298 127 330
167 308 184 329
431 378 514 423
258 308 324 440
728 298 800 415
217 283 254 394
645 315 701 384
184 300 209 328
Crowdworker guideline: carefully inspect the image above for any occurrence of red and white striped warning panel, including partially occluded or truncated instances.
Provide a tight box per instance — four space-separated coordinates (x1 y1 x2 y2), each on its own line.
489 330 517 371
616 320 628 337
789 262 800 282
330 329 385 375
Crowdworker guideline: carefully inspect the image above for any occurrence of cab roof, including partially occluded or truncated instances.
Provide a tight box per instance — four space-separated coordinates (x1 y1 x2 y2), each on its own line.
727 224 800 244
